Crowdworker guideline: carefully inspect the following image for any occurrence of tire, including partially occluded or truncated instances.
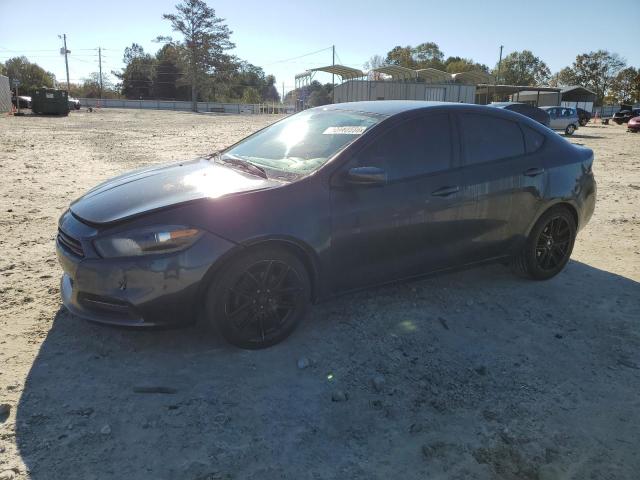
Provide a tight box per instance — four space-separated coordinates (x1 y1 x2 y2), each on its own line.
565 124 576 135
512 206 577 281
205 247 311 349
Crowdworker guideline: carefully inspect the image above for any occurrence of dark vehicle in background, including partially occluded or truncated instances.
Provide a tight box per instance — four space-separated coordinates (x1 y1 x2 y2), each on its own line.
56 101 596 349
11 95 32 109
540 106 580 135
628 116 640 133
613 108 640 125
31 88 70 115
489 102 550 126
68 96 81 110
576 107 591 126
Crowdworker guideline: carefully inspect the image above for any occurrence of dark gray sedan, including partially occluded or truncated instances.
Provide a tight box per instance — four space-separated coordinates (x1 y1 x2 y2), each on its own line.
57 101 596 348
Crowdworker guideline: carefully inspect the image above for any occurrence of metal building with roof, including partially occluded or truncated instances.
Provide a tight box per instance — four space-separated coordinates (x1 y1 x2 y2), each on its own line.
508 86 597 111
298 64 493 107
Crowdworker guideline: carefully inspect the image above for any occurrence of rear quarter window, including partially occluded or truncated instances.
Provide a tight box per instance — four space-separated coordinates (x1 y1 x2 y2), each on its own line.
521 125 545 153
460 113 525 165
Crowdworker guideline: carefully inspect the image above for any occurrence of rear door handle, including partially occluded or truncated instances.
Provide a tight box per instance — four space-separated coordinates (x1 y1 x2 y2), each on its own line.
523 167 545 177
431 186 460 197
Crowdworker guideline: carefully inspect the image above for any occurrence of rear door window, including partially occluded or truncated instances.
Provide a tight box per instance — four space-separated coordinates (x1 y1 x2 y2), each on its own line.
355 113 452 181
459 113 525 165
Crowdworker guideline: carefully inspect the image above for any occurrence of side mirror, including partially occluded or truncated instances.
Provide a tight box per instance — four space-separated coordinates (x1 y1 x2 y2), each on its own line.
344 166 387 186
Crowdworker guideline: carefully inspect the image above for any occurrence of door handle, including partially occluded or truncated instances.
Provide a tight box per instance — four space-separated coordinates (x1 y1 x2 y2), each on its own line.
431 186 460 197
523 167 545 177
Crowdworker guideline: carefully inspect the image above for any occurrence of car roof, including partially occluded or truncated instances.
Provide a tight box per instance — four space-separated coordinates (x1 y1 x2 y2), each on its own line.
490 102 522 107
540 106 574 110
317 100 519 117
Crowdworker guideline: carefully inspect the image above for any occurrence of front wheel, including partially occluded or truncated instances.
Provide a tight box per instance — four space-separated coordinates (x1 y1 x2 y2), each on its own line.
565 124 576 135
205 247 311 349
512 207 577 280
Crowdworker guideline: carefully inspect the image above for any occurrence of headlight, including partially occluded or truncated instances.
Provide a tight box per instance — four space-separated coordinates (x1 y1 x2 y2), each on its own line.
93 226 202 258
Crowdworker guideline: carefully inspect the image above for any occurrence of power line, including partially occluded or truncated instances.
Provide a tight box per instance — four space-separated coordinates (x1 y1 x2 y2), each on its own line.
262 46 333 66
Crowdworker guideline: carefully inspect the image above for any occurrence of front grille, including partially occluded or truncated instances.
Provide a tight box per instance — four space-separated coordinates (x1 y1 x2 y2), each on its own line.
57 228 84 257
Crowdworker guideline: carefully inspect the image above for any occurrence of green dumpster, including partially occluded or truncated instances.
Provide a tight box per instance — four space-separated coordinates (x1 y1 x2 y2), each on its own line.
31 88 70 115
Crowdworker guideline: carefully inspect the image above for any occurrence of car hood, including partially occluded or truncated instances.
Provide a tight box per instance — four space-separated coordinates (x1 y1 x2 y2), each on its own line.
70 158 282 225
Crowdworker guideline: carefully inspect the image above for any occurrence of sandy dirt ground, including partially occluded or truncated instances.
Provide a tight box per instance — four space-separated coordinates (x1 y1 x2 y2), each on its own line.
0 109 639 480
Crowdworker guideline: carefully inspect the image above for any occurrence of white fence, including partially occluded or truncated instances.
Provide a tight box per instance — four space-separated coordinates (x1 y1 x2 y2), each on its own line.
77 98 294 114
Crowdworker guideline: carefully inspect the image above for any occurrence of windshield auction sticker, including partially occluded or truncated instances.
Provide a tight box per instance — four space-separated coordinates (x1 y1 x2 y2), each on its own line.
322 126 368 135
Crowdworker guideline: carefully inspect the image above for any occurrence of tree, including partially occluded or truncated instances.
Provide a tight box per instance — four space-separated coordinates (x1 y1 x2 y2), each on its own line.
3 56 55 94
444 56 489 74
549 66 577 87
160 0 235 111
609 67 640 104
113 43 155 99
385 46 416 68
153 44 187 100
241 87 261 104
494 50 550 86
561 51 626 105
412 42 444 69
364 54 385 80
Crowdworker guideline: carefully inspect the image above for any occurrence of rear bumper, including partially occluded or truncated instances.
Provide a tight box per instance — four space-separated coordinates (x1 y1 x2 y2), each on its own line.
56 218 236 327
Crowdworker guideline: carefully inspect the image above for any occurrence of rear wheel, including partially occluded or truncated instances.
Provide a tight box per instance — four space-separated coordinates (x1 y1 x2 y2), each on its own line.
205 247 310 349
512 207 576 280
565 124 576 135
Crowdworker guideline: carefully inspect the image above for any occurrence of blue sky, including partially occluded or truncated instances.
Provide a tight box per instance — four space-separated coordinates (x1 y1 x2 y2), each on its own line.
1 0 638 96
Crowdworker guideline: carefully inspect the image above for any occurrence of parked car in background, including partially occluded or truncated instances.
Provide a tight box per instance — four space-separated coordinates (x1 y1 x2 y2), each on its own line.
68 97 81 110
628 116 640 133
576 108 591 126
489 102 550 126
11 95 32 109
56 101 596 349
540 106 579 135
613 108 640 125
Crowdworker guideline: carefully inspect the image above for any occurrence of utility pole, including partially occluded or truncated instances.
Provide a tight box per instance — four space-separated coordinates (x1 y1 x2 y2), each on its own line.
332 45 335 103
497 45 504 84
59 34 70 91
98 47 103 99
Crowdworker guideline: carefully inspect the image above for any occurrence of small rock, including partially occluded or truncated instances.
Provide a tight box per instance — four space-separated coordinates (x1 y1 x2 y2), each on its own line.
466 299 474 307
100 424 111 435
296 357 310 369
371 375 385 392
331 390 348 402
554 333 563 339
0 404 10 419
0 470 15 480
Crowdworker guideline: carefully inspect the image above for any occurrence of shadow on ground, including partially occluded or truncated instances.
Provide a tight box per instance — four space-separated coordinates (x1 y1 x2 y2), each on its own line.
15 261 640 479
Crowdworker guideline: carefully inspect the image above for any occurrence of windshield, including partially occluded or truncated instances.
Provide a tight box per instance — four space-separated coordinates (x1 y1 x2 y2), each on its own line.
224 109 383 175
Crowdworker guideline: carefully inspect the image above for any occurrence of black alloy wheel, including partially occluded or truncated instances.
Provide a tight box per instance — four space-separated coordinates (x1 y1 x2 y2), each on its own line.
512 206 576 280
206 248 310 349
535 216 572 272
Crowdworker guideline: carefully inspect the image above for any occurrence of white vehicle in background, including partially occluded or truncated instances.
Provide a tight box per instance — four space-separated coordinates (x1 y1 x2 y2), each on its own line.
68 97 81 110
540 106 579 135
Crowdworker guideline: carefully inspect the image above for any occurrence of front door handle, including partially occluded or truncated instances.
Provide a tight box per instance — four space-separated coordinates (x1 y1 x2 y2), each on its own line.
524 167 545 177
431 186 460 197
